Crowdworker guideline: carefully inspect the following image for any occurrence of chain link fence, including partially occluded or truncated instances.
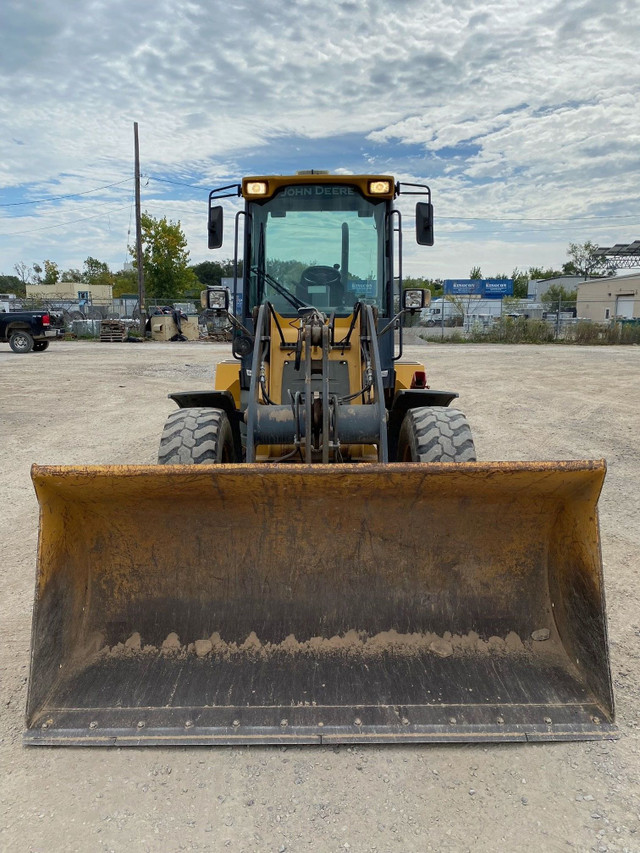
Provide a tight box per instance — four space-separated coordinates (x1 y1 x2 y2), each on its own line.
8 296 220 339
5 293 639 344
417 297 640 344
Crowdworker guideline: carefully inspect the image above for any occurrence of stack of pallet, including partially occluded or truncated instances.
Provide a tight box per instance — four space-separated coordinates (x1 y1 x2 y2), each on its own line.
99 320 126 342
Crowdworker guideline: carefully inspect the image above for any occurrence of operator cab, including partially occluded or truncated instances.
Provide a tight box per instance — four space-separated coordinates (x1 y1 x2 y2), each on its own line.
207 173 433 324
245 181 388 319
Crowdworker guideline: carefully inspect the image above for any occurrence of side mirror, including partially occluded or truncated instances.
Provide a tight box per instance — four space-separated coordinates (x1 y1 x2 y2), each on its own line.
206 286 230 313
415 202 434 246
402 288 426 313
208 205 223 249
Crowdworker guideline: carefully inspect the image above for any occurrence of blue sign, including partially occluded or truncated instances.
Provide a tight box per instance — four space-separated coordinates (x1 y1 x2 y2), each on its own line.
484 279 513 298
444 279 513 299
347 278 376 297
222 276 243 315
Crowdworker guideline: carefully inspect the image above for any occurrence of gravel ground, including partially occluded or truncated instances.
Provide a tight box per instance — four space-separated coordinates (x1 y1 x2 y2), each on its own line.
1 339 639 853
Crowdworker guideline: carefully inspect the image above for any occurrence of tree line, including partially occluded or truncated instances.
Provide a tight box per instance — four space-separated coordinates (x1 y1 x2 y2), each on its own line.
403 241 610 305
0 213 241 303
0 210 609 307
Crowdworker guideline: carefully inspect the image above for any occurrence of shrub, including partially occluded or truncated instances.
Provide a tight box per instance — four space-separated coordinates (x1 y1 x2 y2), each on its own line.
616 322 640 344
424 317 640 345
572 322 603 344
471 317 554 344
569 321 640 345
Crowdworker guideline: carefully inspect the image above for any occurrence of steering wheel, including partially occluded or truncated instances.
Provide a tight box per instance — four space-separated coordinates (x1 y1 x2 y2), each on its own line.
300 265 342 289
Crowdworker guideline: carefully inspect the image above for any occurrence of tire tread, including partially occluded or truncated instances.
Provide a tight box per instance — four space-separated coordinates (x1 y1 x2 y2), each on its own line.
158 407 233 464
398 407 476 462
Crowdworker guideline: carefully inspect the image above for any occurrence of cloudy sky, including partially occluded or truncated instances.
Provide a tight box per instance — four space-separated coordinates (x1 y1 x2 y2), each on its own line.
1 0 639 281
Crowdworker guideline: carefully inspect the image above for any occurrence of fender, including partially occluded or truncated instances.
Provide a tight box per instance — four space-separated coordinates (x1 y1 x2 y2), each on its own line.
168 391 243 458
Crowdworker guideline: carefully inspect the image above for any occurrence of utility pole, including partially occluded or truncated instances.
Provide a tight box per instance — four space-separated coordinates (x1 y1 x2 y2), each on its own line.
134 122 146 336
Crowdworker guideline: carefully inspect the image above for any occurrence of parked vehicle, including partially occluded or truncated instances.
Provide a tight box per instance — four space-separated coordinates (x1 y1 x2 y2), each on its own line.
420 299 463 326
0 309 62 353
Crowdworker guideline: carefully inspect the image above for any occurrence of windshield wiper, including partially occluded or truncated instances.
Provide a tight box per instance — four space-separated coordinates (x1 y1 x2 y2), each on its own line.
251 266 309 311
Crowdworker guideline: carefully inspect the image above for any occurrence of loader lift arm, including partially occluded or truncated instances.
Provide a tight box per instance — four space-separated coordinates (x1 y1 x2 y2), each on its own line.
245 301 388 463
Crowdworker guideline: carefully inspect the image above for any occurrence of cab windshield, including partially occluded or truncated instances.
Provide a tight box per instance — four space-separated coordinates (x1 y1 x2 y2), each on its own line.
247 184 388 317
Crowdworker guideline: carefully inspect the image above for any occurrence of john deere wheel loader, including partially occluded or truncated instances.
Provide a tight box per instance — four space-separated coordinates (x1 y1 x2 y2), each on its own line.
25 173 615 745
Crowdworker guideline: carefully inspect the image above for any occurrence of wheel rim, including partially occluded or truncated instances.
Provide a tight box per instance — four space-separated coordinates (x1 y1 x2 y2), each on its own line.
13 333 30 351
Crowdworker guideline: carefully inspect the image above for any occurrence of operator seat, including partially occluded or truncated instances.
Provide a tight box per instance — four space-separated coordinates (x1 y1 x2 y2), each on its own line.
299 265 344 309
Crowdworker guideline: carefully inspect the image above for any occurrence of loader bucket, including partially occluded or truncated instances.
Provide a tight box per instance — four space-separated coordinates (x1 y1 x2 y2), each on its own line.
25 461 615 746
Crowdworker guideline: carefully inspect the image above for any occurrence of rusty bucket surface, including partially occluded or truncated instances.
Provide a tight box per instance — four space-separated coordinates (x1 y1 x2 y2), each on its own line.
25 461 615 745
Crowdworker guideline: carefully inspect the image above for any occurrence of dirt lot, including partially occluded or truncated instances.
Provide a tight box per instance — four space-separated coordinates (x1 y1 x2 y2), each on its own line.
1 340 639 853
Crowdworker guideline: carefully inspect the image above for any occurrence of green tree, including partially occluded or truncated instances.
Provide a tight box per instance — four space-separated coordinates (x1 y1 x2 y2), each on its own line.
111 268 138 298
83 256 113 285
62 268 83 282
541 284 577 306
563 241 603 278
42 260 60 284
469 266 482 279
402 276 443 296
493 270 529 299
0 274 25 297
131 213 196 301
266 259 307 288
510 268 529 299
191 259 243 287
528 266 562 280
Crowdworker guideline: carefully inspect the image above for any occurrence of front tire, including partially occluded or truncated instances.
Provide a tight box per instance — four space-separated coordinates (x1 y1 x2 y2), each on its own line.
397 407 476 462
9 330 34 353
158 407 235 464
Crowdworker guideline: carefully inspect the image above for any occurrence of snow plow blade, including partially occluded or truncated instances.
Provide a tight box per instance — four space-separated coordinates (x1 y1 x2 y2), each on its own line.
25 461 615 746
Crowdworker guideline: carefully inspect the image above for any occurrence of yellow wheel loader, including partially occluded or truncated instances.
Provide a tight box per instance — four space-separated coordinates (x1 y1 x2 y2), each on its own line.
25 173 615 745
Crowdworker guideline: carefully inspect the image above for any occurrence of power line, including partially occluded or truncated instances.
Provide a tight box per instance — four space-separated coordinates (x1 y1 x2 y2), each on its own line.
145 175 209 190
0 178 134 208
440 221 637 236
2 171 636 226
439 212 639 223
0 204 132 237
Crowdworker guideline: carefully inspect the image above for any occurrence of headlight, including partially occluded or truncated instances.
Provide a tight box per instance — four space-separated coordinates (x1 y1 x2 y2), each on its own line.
368 180 391 195
207 287 230 312
245 181 268 196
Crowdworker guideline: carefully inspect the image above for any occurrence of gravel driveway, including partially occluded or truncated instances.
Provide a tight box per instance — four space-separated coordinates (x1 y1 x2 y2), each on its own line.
1 340 639 853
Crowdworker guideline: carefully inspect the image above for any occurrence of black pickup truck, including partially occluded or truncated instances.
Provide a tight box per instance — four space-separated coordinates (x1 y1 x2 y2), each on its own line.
0 310 63 353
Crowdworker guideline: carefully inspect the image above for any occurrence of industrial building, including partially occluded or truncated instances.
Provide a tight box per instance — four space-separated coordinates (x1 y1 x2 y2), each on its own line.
576 272 640 322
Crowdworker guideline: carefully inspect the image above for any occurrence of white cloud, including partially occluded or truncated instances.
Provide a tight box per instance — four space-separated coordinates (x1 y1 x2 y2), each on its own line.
1 0 639 274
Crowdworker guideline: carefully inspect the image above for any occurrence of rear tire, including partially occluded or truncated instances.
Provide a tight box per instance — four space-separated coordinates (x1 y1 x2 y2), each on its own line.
9 330 34 353
397 407 476 462
158 407 235 464
33 340 50 352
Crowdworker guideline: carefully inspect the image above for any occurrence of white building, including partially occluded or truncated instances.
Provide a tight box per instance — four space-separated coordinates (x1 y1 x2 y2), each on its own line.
527 275 588 301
